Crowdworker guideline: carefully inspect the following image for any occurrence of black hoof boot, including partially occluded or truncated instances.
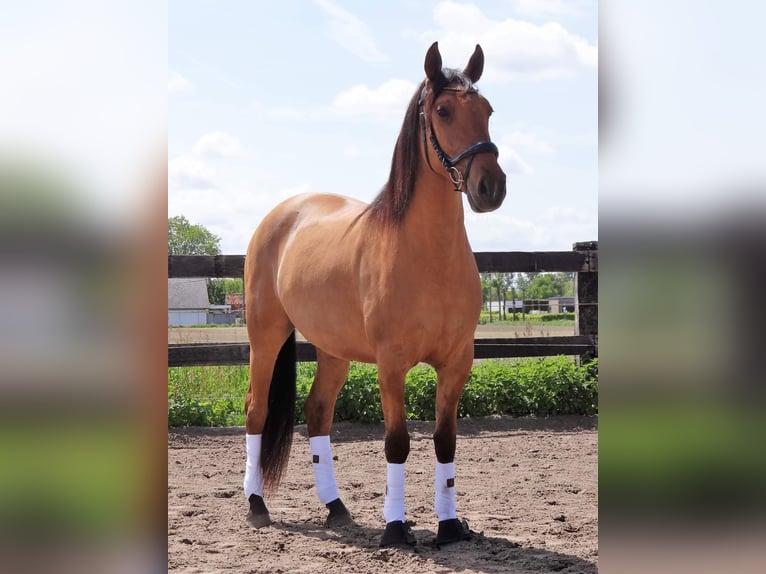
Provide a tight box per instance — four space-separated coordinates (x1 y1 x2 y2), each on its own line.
325 498 352 528
246 494 272 528
379 520 416 547
435 518 472 548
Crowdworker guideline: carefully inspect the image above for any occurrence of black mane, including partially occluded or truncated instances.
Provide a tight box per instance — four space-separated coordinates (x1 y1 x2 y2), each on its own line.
365 69 476 227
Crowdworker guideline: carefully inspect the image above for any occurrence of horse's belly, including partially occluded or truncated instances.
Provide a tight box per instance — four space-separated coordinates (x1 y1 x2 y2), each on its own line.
299 324 377 364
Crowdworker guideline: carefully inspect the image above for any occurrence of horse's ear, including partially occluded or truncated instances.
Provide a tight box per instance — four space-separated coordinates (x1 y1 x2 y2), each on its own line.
464 44 484 83
424 41 446 85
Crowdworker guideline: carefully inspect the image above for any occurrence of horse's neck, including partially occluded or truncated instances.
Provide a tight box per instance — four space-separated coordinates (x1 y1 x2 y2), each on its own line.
402 170 471 260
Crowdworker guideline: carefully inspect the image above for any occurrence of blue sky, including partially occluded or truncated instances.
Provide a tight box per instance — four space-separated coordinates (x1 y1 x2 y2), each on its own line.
169 0 598 254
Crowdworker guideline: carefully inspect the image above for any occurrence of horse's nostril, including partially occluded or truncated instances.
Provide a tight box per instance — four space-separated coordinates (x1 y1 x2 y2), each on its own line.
478 178 489 197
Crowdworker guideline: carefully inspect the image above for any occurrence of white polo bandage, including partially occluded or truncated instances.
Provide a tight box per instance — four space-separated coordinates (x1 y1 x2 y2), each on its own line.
434 461 457 521
383 462 406 523
309 435 340 504
244 434 263 499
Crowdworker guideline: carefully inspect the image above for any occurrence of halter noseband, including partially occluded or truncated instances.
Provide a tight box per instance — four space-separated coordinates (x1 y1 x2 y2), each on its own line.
419 86 499 192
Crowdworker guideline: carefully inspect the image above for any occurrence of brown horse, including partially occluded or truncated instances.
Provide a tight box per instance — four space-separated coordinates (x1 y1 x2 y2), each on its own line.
242 42 506 548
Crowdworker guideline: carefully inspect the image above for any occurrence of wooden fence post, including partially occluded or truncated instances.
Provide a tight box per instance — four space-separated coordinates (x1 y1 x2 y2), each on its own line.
573 241 598 363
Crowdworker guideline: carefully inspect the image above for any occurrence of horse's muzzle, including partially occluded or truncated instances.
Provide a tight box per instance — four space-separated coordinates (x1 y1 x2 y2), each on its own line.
467 172 506 213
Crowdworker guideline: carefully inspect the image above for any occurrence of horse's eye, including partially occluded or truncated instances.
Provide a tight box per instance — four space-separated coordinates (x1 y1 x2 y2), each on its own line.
436 106 449 118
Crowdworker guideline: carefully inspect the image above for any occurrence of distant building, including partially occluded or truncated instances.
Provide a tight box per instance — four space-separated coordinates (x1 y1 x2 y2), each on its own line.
168 278 210 326
486 297 575 315
548 296 575 313
486 300 523 314
208 303 238 325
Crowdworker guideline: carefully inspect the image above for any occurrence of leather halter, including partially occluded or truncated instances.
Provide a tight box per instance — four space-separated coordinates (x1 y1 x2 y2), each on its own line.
419 86 499 192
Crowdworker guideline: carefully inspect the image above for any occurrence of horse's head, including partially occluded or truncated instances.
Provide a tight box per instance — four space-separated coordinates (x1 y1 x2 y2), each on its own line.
421 42 506 213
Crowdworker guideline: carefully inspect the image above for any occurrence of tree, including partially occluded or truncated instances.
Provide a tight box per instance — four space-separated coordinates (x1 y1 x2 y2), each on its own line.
526 273 566 300
490 274 505 321
504 273 518 321
208 278 244 305
481 274 494 322
515 272 536 319
168 215 222 256
558 272 575 296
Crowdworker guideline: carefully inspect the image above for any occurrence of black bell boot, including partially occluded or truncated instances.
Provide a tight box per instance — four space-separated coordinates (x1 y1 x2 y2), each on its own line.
325 498 353 527
435 518 472 548
246 494 272 528
379 520 417 547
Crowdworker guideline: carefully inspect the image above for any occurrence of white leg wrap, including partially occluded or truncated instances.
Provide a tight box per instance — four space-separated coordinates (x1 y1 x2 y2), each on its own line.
309 435 340 504
244 434 264 499
434 461 457 521
383 462 406 523
244 434 263 498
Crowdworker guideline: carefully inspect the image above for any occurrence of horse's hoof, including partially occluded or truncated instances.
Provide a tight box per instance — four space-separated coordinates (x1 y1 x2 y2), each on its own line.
379 520 417 547
246 494 272 529
435 518 473 548
325 498 352 528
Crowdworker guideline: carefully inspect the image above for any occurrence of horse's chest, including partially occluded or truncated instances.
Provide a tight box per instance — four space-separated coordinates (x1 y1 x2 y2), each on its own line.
366 265 481 358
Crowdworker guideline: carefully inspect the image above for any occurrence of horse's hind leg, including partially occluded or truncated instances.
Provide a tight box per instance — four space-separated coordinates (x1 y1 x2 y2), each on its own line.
243 305 293 529
304 350 352 527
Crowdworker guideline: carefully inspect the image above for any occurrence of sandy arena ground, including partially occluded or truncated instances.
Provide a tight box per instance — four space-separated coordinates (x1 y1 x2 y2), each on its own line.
168 415 597 573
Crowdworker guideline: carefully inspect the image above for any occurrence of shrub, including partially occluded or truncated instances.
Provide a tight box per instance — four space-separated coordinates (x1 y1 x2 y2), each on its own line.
539 312 575 322
333 363 383 423
168 357 598 426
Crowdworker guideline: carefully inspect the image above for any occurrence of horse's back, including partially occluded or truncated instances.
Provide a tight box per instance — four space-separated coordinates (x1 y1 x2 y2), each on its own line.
246 193 375 361
246 192 365 264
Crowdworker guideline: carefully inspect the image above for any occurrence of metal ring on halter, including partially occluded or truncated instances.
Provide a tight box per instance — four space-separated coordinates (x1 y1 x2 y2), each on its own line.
448 166 464 192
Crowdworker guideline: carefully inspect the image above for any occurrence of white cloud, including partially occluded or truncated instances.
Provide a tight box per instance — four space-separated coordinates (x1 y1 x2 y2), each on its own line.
259 79 417 121
332 78 417 115
313 0 388 63
498 143 534 175
504 131 555 155
496 131 555 175
168 71 192 93
343 145 362 157
510 0 592 19
424 1 597 81
168 156 216 189
465 205 596 251
192 130 243 158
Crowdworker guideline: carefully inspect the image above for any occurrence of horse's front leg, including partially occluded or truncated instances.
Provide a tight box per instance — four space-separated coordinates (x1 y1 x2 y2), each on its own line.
377 362 417 548
433 345 474 547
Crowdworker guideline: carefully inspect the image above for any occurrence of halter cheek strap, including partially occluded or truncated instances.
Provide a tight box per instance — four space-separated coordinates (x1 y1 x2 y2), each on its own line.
428 130 498 192
419 87 499 192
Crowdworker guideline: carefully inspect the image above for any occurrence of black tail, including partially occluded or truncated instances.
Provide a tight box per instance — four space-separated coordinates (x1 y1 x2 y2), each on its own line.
260 331 297 492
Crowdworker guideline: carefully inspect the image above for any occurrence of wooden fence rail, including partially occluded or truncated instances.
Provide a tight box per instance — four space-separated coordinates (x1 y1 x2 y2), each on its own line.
168 241 597 367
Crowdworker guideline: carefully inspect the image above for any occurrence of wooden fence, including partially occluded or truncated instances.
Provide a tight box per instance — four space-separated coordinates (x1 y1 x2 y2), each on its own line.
168 241 597 367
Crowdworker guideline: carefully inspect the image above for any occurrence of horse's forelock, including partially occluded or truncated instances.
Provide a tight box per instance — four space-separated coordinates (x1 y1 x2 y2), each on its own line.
420 69 475 107
441 68 474 91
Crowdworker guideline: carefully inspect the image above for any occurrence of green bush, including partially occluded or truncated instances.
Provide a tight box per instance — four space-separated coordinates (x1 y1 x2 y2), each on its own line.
168 357 597 426
333 363 384 423
539 312 575 322
477 310 575 325
167 365 250 427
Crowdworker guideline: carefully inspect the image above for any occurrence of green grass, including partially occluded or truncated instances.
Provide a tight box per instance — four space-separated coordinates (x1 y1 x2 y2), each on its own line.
478 311 575 326
168 357 598 427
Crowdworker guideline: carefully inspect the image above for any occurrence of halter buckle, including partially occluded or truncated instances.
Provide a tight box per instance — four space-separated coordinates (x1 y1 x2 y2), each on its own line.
448 166 464 192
